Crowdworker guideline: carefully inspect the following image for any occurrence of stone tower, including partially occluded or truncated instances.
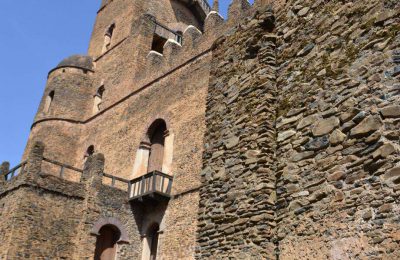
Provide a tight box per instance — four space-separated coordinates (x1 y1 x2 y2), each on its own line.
1 0 400 259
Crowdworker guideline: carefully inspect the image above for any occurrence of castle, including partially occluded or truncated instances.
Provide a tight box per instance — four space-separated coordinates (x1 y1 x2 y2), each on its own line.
0 0 399 259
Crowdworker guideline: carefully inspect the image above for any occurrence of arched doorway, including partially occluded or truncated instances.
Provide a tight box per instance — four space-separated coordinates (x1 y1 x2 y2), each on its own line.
147 120 167 173
94 225 121 260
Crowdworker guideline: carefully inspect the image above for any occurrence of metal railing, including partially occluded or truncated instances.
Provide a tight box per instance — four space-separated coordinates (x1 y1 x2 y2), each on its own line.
42 157 83 181
4 161 27 181
129 171 173 200
103 173 130 191
152 18 183 45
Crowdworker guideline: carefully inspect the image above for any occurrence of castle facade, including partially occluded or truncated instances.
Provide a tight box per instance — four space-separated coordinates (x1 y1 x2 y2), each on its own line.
1 0 399 259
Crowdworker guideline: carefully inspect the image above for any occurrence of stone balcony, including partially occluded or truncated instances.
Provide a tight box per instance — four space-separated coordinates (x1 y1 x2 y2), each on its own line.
0 142 173 205
129 171 173 203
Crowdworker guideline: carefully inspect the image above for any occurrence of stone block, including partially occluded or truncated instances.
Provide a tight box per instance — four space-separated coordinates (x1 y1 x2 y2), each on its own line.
312 117 340 136
350 116 382 137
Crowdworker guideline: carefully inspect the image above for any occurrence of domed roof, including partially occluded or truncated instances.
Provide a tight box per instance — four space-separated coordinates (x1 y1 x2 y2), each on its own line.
55 55 94 71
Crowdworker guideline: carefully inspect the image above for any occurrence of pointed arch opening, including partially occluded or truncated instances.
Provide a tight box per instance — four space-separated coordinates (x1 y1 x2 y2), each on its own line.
102 23 115 53
44 90 55 113
85 145 95 160
93 85 105 114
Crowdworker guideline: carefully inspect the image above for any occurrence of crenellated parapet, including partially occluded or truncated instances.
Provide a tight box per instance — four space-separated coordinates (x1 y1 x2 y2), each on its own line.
204 11 224 33
0 142 131 194
0 142 141 259
0 162 10 185
140 0 271 87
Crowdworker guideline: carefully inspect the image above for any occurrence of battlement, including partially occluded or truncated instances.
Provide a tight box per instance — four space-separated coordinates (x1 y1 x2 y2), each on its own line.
0 142 142 259
1 142 173 199
139 0 272 90
31 1 275 131
0 143 114 191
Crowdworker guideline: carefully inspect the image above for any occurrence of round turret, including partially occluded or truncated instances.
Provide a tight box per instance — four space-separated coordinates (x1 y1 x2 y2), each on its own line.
34 55 96 124
49 55 94 75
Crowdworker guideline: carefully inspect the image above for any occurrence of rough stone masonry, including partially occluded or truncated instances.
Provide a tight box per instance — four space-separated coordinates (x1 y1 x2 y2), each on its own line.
197 0 400 259
0 0 399 259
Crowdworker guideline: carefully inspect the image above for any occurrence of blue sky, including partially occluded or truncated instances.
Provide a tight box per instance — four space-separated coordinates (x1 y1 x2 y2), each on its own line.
0 0 253 167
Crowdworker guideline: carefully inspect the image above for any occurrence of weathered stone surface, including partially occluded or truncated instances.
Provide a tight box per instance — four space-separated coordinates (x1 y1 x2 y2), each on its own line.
305 136 329 151
297 43 315 56
274 1 400 259
224 136 240 149
277 113 302 128
297 114 319 130
312 117 340 136
298 7 310 17
372 143 395 159
383 166 400 180
393 66 400 77
2 1 400 260
329 129 346 145
380 105 400 118
350 116 382 137
292 151 315 162
278 130 296 142
327 171 345 182
197 9 277 259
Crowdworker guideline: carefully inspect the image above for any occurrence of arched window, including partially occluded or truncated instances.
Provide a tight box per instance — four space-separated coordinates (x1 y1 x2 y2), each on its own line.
94 225 121 260
145 223 160 260
93 86 105 114
44 91 55 113
132 119 174 179
147 120 167 173
85 145 95 159
102 24 115 53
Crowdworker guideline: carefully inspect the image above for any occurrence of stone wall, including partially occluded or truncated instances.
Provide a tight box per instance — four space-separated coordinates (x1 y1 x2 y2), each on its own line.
6 0 399 259
196 6 277 259
274 0 400 259
196 0 399 259
21 0 219 258
35 68 94 122
0 146 142 259
88 0 145 58
2 186 84 259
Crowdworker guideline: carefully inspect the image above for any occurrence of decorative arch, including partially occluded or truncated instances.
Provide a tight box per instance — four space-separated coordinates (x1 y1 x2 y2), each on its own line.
91 217 129 243
142 118 171 143
131 118 174 178
147 119 167 173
